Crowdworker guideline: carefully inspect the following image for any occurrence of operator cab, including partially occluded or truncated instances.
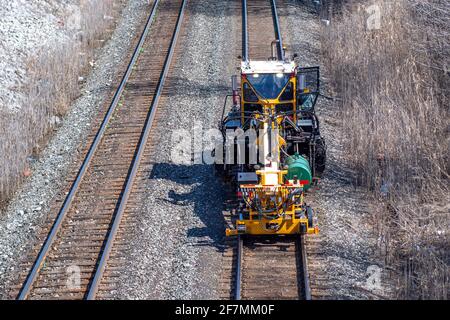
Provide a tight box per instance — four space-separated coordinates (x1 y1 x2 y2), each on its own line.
218 57 325 180
240 61 320 128
240 60 296 127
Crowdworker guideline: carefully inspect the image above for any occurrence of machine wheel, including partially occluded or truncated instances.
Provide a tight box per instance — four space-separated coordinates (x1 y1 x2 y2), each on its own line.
314 138 326 177
300 223 307 234
306 206 314 229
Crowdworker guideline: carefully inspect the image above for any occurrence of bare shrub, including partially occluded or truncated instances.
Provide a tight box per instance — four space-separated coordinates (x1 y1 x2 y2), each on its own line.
0 0 123 204
322 0 449 299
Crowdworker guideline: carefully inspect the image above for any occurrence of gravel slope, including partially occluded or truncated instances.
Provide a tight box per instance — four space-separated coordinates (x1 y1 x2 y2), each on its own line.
110 0 241 299
0 0 150 298
0 0 64 112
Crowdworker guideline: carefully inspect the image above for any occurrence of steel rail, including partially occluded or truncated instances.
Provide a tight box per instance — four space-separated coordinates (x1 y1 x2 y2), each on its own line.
270 0 285 61
234 235 243 300
243 0 284 61
300 235 312 300
242 0 249 61
86 0 187 300
16 0 161 300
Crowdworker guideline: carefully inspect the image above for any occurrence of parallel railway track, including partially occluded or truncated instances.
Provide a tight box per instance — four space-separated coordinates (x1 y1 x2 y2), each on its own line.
220 0 312 300
13 0 187 300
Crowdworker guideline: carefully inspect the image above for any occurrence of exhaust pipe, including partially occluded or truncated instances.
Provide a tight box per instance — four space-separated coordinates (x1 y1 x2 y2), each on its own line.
231 75 239 106
271 40 280 61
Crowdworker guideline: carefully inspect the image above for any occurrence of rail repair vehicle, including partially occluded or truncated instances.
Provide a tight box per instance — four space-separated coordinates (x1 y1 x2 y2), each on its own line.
215 41 326 236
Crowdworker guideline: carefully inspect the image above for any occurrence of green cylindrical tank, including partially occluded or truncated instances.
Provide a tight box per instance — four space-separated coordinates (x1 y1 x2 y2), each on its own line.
285 153 312 190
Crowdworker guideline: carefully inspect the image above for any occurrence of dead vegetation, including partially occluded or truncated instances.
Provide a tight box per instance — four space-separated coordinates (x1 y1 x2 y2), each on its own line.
321 0 449 299
0 0 123 205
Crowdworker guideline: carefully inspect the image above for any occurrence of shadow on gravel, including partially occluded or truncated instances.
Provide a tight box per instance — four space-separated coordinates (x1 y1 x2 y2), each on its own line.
149 163 227 252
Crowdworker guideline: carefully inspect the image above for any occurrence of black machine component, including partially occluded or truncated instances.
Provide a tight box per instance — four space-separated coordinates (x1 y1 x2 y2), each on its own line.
216 66 327 182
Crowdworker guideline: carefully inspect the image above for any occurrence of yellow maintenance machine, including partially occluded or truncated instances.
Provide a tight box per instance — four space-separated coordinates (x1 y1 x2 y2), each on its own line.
216 43 326 237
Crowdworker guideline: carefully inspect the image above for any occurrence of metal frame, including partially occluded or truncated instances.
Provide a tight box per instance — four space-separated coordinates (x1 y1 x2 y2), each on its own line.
297 66 321 110
221 94 239 122
298 66 321 92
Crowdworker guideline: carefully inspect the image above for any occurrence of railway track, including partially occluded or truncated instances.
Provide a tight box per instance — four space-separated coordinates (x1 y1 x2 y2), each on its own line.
246 0 284 61
236 236 311 300
220 0 312 300
12 0 187 300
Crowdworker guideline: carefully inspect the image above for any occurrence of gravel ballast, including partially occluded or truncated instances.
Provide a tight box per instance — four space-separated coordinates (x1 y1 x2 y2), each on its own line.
0 0 151 298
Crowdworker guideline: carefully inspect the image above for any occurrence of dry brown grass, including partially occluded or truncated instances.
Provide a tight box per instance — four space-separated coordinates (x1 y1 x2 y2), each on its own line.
0 0 124 205
322 0 449 299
